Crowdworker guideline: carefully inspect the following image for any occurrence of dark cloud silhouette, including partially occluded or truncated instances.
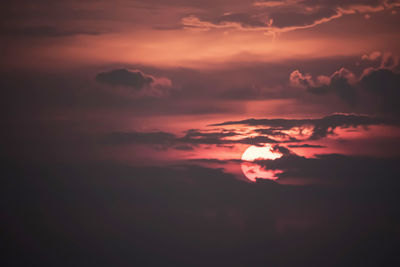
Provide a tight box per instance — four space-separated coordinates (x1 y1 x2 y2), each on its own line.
238 135 278 145
101 113 396 150
179 129 278 146
290 68 359 105
183 129 237 139
174 145 194 151
96 69 154 89
102 129 278 147
201 12 270 28
178 130 231 145
290 58 400 113
360 68 400 113
254 128 289 136
95 68 173 97
182 0 399 33
187 158 242 164
288 144 326 148
271 144 292 156
212 113 375 127
266 7 338 29
211 114 392 140
310 69 358 106
299 0 383 8
257 152 400 186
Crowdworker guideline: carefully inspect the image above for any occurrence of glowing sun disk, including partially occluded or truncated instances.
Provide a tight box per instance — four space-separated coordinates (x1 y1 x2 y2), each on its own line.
241 145 283 182
241 145 282 161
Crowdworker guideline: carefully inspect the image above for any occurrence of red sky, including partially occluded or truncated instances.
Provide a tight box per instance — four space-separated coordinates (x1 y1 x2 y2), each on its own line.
2 1 400 266
2 0 400 183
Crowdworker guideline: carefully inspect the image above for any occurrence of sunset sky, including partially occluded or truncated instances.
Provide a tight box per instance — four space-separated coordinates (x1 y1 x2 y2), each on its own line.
2 0 400 266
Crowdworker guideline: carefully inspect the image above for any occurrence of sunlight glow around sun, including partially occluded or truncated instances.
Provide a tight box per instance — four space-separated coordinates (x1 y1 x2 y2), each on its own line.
241 145 283 161
241 145 283 182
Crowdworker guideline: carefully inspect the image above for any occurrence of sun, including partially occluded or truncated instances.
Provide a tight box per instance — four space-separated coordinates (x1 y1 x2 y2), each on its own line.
241 145 282 161
241 145 283 182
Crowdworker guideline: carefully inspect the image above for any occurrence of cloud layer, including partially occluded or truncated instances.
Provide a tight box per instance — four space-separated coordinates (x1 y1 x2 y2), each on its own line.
182 0 400 34
96 69 173 97
290 53 400 113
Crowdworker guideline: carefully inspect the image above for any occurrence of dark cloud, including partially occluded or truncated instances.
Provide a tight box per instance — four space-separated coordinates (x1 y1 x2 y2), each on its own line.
184 129 237 139
266 7 338 28
178 130 232 145
152 25 184 30
292 66 400 114
264 0 388 24
253 129 298 141
360 68 400 113
203 12 270 28
101 114 396 151
290 68 358 105
287 144 326 148
298 0 383 7
180 129 278 146
254 128 287 136
257 152 400 186
187 158 242 164
174 145 194 151
211 114 392 140
182 0 399 33
1 55 373 118
96 69 154 89
124 0 252 9
309 69 358 106
102 129 278 148
271 144 292 156
237 135 278 145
